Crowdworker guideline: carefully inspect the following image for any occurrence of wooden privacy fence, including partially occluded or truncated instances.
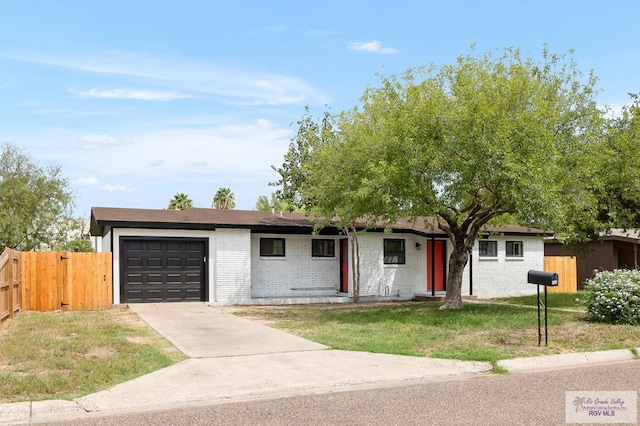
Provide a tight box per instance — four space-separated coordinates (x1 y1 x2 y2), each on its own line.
544 256 578 293
21 252 112 311
0 249 21 324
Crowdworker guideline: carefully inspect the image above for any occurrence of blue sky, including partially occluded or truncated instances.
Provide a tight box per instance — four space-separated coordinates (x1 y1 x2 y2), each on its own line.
1 1 638 217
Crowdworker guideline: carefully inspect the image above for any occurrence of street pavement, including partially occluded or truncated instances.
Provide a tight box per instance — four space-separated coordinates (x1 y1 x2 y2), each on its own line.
37 361 640 426
1 302 638 425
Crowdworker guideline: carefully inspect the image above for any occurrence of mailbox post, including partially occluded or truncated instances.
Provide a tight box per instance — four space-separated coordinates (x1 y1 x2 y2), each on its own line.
527 270 558 347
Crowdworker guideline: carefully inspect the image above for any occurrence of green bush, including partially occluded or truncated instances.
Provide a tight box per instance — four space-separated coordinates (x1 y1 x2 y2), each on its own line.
60 239 94 252
583 270 640 325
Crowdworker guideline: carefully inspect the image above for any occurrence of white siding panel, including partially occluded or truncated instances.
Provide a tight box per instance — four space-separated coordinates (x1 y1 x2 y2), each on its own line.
462 236 543 298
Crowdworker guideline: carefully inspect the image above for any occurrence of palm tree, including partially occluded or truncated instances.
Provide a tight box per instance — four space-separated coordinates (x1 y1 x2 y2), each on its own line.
255 192 304 212
167 192 193 210
255 193 283 212
212 187 235 209
255 195 271 212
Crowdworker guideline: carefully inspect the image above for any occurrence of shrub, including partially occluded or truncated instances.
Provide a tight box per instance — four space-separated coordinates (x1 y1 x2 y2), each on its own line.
583 270 640 325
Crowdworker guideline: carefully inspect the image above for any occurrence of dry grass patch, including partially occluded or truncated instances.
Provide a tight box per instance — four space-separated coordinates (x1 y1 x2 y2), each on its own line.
0 309 187 403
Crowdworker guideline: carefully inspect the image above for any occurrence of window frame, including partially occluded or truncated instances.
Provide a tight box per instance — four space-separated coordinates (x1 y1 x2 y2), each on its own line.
383 238 406 265
259 238 286 257
506 240 524 258
478 240 498 258
312 239 335 258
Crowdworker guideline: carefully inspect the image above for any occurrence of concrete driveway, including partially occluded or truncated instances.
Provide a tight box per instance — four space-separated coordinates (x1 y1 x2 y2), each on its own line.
128 302 327 358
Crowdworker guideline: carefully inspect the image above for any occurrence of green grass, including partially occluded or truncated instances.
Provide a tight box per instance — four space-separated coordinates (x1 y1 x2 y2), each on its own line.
0 309 186 403
236 300 640 363
492 292 586 310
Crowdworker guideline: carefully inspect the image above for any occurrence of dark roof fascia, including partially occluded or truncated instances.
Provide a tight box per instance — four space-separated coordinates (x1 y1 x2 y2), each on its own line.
249 225 341 235
612 236 639 244
482 231 552 238
94 221 323 235
545 235 640 245
97 221 217 232
597 234 640 244
89 211 102 236
363 227 444 238
95 221 544 239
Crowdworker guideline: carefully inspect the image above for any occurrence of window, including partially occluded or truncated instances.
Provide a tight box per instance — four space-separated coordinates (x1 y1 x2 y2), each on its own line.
506 241 523 257
384 239 405 264
312 239 335 257
260 238 285 257
479 240 497 257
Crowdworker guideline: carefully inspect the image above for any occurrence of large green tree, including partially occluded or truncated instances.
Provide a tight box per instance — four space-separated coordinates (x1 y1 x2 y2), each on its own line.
595 95 640 229
0 143 74 251
278 47 605 309
272 106 335 211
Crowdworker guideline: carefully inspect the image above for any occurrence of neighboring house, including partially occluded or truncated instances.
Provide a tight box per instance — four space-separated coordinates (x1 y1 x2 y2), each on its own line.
545 229 640 290
90 207 546 305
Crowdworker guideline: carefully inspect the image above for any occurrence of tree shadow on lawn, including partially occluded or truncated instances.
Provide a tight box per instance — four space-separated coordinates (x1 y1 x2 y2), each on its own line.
310 302 568 330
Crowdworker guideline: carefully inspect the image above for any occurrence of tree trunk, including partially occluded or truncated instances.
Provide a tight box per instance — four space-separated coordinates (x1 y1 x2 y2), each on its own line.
349 228 360 303
440 240 471 310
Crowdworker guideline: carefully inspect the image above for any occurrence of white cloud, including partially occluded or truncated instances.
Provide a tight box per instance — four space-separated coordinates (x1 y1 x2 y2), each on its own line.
60 117 291 184
347 40 398 54
31 108 115 117
100 184 140 192
79 134 127 148
2 51 330 106
71 177 99 186
70 88 192 101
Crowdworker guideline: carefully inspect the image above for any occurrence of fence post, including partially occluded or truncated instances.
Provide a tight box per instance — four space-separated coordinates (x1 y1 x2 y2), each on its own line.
13 250 21 317
9 249 14 320
5 249 12 320
0 248 20 323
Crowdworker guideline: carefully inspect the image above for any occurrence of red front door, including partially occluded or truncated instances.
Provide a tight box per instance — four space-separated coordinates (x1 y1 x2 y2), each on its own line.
427 240 446 291
340 239 349 293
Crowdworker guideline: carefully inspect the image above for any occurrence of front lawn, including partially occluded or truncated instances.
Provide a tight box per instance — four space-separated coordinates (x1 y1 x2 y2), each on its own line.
234 299 640 364
0 309 186 403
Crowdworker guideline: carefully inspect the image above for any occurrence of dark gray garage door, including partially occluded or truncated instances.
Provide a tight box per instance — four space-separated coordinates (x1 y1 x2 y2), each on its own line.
121 238 206 303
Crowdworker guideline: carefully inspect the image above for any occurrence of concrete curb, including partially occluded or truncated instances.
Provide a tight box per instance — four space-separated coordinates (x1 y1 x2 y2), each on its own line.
497 348 638 373
0 400 85 425
0 401 30 425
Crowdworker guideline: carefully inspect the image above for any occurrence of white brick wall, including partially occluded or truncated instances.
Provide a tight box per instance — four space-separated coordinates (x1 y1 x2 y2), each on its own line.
357 233 426 299
461 236 543 298
214 229 251 302
356 233 542 300
250 234 341 298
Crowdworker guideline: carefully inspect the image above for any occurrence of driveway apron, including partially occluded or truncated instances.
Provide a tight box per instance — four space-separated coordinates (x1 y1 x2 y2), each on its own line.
128 303 327 358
